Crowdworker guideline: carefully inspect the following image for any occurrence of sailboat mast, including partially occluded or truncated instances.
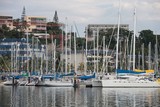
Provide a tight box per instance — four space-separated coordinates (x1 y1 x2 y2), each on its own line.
97 28 99 73
116 0 121 72
16 43 18 73
52 35 54 74
31 36 34 73
148 42 151 70
26 31 30 76
53 39 56 80
85 27 88 75
142 43 144 71
65 18 68 74
45 30 48 74
138 51 140 69
74 26 77 73
11 45 13 72
133 8 136 70
40 48 43 75
69 26 72 72
93 31 96 72
155 34 158 73
61 25 64 73
102 36 105 74
105 45 108 74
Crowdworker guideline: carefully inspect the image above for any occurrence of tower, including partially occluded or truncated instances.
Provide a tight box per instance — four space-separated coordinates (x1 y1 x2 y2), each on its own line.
53 11 58 23
21 6 26 22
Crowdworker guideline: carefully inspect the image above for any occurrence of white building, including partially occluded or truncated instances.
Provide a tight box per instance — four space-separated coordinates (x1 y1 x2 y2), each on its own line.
88 24 129 32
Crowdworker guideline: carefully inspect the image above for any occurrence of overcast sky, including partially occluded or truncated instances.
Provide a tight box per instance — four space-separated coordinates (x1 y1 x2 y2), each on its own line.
0 0 160 36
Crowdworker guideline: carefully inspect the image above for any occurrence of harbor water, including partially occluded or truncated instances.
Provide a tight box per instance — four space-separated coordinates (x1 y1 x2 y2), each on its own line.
0 85 160 107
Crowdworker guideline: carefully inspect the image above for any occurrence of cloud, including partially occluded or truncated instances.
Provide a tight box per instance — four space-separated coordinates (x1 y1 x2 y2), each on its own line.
0 0 159 35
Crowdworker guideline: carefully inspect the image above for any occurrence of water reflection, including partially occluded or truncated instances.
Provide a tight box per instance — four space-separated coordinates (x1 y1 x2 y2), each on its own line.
0 86 160 107
102 88 160 107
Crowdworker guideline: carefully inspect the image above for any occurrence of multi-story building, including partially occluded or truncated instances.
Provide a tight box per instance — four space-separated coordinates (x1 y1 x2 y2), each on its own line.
88 24 129 33
86 24 129 41
0 16 14 30
0 38 46 72
24 16 47 33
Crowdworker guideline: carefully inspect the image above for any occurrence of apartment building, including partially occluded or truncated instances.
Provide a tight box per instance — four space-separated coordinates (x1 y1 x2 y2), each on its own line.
24 16 47 33
0 16 14 30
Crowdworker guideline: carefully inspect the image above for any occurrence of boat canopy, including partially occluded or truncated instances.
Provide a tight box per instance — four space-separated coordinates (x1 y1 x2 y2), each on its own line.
134 69 154 74
78 72 95 80
59 71 75 78
117 69 146 75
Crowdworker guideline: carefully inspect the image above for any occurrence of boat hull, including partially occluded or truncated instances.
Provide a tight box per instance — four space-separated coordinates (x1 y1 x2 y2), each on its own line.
101 79 160 88
35 76 74 87
44 80 73 87
92 79 102 87
3 80 18 86
79 80 92 87
35 80 46 86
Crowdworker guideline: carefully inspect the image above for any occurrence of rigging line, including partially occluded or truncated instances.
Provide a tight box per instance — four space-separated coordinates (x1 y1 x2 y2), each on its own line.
74 22 86 55
0 55 10 71
73 22 80 37
108 26 116 50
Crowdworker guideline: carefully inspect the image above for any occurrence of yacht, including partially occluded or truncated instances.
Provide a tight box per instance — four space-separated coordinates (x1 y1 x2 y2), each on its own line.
36 75 74 87
101 74 160 88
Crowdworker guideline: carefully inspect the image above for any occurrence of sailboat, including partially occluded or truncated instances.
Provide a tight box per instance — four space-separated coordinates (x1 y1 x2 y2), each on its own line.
36 21 75 87
101 2 160 88
92 33 105 87
43 38 73 87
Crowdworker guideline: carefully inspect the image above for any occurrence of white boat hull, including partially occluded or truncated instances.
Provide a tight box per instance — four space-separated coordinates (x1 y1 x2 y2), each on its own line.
79 80 92 87
18 80 27 86
3 81 13 85
3 80 17 85
92 79 102 87
44 80 73 87
26 81 37 86
36 80 46 86
101 79 160 88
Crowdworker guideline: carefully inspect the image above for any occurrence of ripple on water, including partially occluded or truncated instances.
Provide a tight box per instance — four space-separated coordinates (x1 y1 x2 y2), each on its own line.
0 86 160 107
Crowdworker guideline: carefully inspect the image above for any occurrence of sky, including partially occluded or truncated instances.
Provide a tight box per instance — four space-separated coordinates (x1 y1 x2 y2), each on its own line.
0 0 160 36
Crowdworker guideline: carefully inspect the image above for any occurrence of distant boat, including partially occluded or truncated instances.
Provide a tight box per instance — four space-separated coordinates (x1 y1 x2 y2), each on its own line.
44 79 73 87
35 73 74 87
3 76 18 85
77 72 95 87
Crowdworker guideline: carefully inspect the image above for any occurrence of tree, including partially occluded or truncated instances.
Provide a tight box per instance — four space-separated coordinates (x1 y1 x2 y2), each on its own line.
0 25 10 38
78 62 84 72
139 30 155 46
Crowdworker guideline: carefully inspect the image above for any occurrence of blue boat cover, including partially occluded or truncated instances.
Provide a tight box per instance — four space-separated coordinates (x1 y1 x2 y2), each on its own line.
116 69 146 74
59 71 75 78
79 72 95 80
